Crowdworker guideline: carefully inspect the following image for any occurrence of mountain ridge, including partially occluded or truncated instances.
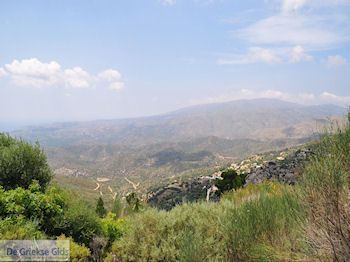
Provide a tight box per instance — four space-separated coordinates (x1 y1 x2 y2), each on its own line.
12 99 346 147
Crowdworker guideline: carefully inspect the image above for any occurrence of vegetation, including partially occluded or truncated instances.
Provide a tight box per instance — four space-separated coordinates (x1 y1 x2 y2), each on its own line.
215 168 247 195
301 120 350 261
96 196 107 218
0 134 122 261
1 113 350 261
106 182 304 261
0 133 52 190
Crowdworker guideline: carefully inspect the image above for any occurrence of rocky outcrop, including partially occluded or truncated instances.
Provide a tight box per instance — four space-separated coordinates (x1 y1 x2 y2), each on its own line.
245 149 313 185
147 148 314 210
147 175 219 211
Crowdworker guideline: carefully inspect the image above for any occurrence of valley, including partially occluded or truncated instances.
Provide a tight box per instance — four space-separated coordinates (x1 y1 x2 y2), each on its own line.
11 98 346 205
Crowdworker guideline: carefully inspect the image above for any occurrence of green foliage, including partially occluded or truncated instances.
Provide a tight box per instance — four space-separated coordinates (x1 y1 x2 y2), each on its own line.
0 133 52 190
0 217 45 240
215 168 246 195
101 212 127 247
222 189 303 261
57 235 91 262
96 196 107 218
111 197 123 217
0 182 64 234
53 188 102 246
110 182 304 261
125 192 141 213
301 121 350 260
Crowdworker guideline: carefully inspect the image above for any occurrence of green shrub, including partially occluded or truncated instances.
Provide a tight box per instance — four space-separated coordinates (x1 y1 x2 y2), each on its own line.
96 196 107 218
0 182 64 234
221 189 303 261
0 217 45 240
51 188 102 246
111 198 123 218
101 212 127 248
0 133 52 190
301 121 350 261
110 182 304 261
215 169 246 195
57 235 91 262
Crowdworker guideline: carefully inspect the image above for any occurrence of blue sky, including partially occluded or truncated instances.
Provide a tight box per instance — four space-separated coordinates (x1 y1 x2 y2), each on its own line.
0 0 349 126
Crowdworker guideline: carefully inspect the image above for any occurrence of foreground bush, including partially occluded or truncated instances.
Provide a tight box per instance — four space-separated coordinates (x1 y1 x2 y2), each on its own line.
0 133 52 190
0 217 45 240
57 235 91 262
0 181 64 234
101 212 128 247
302 120 350 261
49 187 102 246
109 182 304 261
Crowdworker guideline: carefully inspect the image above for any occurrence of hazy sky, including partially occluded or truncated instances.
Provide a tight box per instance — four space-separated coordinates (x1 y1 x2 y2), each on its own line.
0 0 349 125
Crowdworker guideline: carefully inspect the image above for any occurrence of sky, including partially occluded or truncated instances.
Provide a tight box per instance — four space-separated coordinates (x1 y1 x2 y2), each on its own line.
0 0 350 127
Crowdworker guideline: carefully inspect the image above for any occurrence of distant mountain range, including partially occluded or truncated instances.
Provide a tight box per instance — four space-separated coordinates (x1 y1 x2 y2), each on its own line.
11 98 347 201
13 98 346 147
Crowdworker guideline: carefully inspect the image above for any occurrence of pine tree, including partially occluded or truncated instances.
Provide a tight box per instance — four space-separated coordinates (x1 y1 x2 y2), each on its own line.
111 198 123 218
95 197 107 218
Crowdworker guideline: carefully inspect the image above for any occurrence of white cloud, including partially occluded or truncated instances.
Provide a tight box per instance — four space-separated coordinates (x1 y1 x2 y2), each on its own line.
98 69 124 92
235 14 344 49
218 45 313 65
281 0 350 13
218 47 282 65
325 55 348 67
0 68 7 78
1 58 125 90
320 91 350 104
98 69 122 82
190 89 350 106
289 45 313 63
64 67 91 88
5 58 61 88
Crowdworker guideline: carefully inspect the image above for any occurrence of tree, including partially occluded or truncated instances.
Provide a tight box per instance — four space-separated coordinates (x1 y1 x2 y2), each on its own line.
0 133 52 191
96 197 107 218
126 192 141 212
215 169 246 195
111 198 123 218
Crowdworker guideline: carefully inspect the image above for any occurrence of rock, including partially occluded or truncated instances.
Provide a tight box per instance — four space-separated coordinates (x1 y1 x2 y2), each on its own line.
245 148 313 185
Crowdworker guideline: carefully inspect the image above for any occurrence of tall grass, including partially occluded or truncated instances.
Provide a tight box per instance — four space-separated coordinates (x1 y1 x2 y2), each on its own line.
107 182 304 261
301 118 350 261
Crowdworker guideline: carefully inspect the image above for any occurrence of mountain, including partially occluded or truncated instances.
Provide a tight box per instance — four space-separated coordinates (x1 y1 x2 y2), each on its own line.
10 99 347 203
13 99 346 147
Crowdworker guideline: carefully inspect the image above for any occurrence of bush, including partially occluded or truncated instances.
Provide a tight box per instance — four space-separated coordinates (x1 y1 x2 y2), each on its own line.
0 217 45 240
221 189 303 261
111 198 123 218
96 196 107 218
301 121 350 261
0 182 64 234
215 169 246 195
57 235 91 262
101 212 127 247
110 182 304 261
0 133 52 190
51 188 102 246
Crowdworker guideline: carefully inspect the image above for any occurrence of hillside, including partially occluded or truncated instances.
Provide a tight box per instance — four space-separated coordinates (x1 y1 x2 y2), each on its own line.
13 99 345 146
10 99 346 203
